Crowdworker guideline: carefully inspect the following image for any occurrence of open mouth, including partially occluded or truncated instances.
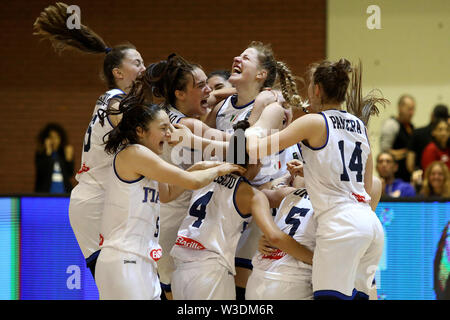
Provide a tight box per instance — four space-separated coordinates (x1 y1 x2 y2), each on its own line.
232 64 242 75
200 97 210 108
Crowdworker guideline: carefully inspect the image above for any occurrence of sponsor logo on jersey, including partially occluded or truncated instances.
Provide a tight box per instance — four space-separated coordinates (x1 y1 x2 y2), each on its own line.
150 248 162 262
123 260 136 264
99 233 104 246
175 235 205 250
262 249 286 260
352 192 367 203
77 163 90 174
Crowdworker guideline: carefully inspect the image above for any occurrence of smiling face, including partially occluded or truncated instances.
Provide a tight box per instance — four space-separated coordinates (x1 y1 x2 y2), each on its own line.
228 47 263 87
428 163 446 194
176 67 212 117
137 110 171 154
114 49 146 89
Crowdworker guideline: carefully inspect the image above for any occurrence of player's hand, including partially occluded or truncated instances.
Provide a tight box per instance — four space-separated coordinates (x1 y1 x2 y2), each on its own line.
287 159 304 178
169 123 193 147
216 163 246 176
258 235 278 255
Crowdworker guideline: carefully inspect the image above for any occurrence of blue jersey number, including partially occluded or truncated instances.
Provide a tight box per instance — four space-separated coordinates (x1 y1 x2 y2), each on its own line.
189 191 213 228
285 207 310 236
338 140 363 182
83 115 97 152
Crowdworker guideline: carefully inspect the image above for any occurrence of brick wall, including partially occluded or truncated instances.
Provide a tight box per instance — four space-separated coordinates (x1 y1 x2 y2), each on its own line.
0 0 325 193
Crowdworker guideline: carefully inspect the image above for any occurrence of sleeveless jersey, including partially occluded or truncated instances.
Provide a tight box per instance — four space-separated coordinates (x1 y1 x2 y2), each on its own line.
251 188 315 277
170 174 251 275
75 89 125 187
300 110 371 216
252 143 303 186
216 95 254 134
100 145 162 264
163 105 202 170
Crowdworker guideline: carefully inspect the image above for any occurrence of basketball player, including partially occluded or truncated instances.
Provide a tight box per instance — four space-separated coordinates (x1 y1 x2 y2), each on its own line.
94 102 245 300
246 164 383 300
246 59 389 299
201 41 305 297
170 121 313 300
33 3 145 278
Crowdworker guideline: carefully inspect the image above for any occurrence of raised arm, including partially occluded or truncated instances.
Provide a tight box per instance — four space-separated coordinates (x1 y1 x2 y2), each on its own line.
247 110 325 161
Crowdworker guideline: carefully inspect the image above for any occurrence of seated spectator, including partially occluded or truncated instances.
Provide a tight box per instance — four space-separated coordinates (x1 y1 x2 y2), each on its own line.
379 94 416 182
407 104 448 173
421 118 449 171
420 161 450 198
376 151 416 197
35 122 75 193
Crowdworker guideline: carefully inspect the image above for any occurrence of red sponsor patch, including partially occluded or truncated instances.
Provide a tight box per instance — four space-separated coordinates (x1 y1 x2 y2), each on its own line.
99 233 104 246
150 248 162 261
262 249 286 260
77 163 90 174
352 192 367 203
175 235 205 250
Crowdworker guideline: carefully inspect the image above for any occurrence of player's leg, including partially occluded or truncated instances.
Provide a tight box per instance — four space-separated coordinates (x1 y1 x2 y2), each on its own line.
172 260 235 300
95 248 160 300
354 212 384 299
312 205 374 300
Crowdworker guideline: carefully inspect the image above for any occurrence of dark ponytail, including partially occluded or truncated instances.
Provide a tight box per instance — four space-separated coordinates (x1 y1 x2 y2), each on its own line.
310 58 352 104
33 2 136 89
345 61 389 125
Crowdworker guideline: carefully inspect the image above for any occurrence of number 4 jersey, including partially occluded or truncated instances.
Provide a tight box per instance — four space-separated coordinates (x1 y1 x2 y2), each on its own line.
170 174 252 275
300 110 371 216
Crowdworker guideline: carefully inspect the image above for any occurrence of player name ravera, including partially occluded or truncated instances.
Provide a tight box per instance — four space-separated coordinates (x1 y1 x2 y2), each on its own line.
213 174 237 189
328 115 363 134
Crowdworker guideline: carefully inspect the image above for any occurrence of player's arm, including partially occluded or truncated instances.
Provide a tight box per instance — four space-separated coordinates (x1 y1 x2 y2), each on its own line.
179 117 231 141
247 110 325 160
204 99 225 128
364 149 374 196
158 161 226 203
117 145 245 191
106 97 125 127
207 87 236 108
236 182 313 265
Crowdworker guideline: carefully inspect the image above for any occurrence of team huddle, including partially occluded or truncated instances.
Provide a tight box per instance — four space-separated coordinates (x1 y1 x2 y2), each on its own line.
34 3 388 300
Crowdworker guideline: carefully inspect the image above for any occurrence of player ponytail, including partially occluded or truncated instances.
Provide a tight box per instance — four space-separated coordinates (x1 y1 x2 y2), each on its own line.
248 41 306 109
345 61 389 125
145 54 197 108
33 2 137 89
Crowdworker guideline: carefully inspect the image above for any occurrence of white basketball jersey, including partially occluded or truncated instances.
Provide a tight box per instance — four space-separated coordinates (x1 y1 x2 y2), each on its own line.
75 89 125 187
170 174 251 275
216 95 254 134
162 105 202 170
300 110 371 216
251 188 315 276
100 145 162 264
251 143 303 186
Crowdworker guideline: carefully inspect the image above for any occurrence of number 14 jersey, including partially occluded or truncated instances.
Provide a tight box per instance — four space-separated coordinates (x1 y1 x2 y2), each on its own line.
300 110 372 216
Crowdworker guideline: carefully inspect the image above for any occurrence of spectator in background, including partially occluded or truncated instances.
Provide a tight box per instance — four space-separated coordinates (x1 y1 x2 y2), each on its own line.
407 104 449 173
376 151 416 198
35 122 74 193
207 70 233 91
379 94 415 182
421 118 449 171
420 161 450 198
